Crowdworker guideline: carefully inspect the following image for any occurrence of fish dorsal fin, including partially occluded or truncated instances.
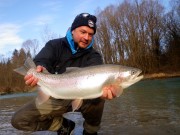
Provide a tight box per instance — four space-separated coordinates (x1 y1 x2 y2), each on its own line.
65 67 80 73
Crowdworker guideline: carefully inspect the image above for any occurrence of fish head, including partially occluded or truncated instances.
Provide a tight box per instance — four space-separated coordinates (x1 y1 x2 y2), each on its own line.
115 66 143 89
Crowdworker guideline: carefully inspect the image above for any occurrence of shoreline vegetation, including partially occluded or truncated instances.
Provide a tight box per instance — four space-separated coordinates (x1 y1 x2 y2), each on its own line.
0 73 180 96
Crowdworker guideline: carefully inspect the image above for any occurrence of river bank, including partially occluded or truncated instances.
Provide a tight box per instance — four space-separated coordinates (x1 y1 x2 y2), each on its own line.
144 72 180 79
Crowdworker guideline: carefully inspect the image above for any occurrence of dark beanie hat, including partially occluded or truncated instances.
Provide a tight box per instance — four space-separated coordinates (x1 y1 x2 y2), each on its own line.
71 13 97 34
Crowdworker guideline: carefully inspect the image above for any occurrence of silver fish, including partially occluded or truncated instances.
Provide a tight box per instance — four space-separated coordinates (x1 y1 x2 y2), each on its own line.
14 57 143 110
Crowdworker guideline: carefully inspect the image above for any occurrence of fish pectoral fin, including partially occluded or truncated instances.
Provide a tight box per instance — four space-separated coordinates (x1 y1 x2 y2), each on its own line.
105 83 124 97
114 86 124 97
71 99 83 112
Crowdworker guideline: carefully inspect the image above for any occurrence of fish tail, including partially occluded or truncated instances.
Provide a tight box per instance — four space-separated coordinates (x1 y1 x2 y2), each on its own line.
24 57 37 69
14 57 36 76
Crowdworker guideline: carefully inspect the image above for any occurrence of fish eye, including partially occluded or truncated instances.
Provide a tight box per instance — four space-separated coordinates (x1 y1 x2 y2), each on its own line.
131 70 136 75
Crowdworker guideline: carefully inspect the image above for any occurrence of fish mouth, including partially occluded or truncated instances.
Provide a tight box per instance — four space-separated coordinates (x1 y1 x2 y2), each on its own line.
131 70 144 83
134 74 144 82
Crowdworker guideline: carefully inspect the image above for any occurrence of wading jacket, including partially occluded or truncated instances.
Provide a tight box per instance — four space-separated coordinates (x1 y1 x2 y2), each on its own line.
34 31 103 74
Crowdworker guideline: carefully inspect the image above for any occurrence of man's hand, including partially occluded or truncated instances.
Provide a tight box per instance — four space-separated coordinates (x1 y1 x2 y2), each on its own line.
101 84 123 100
24 65 44 87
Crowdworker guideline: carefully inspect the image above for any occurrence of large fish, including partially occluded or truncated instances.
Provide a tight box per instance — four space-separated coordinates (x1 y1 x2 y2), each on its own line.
14 57 143 110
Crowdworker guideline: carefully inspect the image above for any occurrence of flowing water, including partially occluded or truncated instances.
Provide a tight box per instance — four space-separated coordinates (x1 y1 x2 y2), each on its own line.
0 77 180 135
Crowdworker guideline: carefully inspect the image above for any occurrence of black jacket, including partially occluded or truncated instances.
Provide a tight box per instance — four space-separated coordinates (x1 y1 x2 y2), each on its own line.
34 37 103 74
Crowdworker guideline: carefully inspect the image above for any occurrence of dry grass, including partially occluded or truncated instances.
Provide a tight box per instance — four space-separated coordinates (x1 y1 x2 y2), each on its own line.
144 72 180 79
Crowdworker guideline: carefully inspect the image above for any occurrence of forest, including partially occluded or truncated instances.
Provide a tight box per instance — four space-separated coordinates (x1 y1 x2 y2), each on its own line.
0 0 179 94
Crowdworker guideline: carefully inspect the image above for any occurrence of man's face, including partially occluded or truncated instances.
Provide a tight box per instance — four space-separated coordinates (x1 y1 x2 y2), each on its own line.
72 26 94 49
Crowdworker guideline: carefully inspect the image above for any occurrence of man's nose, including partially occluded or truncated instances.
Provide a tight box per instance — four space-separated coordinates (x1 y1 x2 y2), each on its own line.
84 34 89 40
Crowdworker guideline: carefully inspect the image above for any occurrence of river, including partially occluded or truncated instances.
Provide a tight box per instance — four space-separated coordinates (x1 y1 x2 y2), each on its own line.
0 77 180 135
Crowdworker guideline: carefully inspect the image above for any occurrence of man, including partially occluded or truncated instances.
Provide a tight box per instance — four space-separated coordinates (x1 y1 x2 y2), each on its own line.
11 13 119 135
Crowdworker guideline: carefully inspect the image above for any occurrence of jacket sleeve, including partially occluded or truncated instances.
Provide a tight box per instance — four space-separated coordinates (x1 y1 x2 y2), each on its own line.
86 49 103 66
34 40 57 72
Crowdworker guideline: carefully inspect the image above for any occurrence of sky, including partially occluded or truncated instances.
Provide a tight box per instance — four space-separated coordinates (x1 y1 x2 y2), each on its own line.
0 0 122 57
0 0 170 58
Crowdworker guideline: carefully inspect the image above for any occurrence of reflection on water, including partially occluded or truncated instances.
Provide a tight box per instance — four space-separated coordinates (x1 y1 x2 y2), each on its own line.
0 93 34 135
0 78 180 135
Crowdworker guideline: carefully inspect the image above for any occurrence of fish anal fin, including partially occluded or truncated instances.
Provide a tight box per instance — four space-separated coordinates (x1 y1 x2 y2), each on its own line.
35 88 50 105
71 99 83 112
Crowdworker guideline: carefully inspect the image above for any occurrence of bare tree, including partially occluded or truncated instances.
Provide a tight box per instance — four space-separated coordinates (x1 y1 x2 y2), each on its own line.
41 25 59 45
22 39 39 58
162 0 180 71
95 0 165 73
